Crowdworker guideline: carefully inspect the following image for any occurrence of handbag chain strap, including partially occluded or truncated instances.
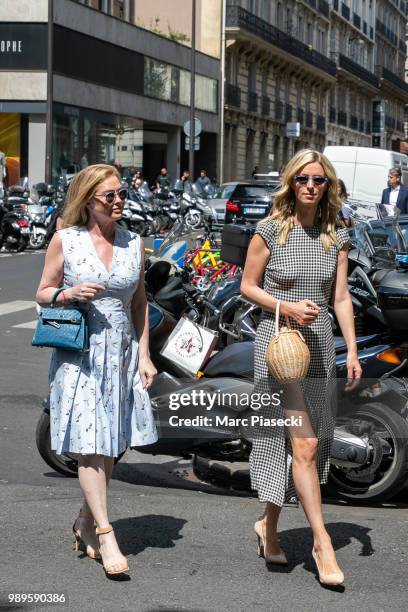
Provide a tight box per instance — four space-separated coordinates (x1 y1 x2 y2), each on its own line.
275 299 292 336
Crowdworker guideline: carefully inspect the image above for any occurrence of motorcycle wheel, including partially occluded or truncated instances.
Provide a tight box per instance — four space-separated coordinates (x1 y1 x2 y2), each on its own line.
131 221 146 236
326 402 408 502
29 232 46 250
144 223 154 237
35 411 125 478
185 211 202 229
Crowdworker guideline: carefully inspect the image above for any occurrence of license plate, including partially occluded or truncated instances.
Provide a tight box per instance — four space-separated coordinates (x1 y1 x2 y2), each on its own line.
243 207 265 215
20 227 31 234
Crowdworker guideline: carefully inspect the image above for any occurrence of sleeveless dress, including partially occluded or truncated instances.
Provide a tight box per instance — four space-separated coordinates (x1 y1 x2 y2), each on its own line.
49 226 158 457
250 219 350 506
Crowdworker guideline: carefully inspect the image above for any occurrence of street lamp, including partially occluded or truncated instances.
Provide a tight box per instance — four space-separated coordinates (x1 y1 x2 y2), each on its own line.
189 0 196 181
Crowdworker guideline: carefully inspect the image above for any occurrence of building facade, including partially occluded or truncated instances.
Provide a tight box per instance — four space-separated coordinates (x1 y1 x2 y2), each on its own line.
223 0 408 182
0 0 220 186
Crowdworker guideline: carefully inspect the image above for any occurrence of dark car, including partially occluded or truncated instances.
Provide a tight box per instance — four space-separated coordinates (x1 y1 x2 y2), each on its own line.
224 182 278 224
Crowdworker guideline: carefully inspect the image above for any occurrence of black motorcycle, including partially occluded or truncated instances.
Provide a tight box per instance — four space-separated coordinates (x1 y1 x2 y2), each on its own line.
0 201 30 252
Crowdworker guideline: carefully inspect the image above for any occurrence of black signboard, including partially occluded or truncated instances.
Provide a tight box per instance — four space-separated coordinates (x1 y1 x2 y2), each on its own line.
0 23 48 70
53 26 144 96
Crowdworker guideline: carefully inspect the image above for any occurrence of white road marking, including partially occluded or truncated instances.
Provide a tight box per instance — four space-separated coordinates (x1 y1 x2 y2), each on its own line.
0 301 37 316
13 320 38 329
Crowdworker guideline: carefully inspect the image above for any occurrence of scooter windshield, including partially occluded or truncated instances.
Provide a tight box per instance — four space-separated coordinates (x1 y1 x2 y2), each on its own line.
357 214 408 264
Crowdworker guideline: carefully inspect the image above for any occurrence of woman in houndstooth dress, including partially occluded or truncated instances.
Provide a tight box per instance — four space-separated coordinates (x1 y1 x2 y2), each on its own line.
241 150 362 586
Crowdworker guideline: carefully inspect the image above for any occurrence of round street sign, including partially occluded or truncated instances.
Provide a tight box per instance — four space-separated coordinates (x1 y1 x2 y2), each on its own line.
183 117 202 137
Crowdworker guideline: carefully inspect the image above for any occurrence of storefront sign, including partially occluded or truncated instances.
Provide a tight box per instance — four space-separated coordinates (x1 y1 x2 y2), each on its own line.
0 23 47 70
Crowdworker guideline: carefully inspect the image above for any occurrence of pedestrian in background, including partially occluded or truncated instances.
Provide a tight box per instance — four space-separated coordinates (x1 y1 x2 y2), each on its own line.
380 167 408 216
337 179 353 227
156 167 172 190
180 169 192 191
35 164 158 577
251 165 260 179
196 169 211 189
241 149 361 587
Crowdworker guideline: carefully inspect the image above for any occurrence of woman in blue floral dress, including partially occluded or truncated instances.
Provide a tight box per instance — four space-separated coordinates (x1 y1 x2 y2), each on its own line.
36 164 158 576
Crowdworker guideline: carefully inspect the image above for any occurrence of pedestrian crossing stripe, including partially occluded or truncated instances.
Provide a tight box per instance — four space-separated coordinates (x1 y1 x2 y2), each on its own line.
0 300 37 316
13 320 37 329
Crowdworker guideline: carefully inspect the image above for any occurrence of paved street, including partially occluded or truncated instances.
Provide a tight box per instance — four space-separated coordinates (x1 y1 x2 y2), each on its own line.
1 252 408 612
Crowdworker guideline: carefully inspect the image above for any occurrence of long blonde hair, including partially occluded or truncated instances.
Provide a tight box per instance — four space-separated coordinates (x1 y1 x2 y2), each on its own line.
262 149 341 252
61 164 121 229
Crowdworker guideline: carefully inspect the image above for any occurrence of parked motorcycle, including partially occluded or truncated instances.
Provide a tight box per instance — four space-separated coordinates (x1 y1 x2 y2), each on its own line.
0 200 30 252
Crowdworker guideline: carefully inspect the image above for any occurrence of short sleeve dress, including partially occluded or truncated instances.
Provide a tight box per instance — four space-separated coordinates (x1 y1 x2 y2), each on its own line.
48 226 158 457
250 219 350 506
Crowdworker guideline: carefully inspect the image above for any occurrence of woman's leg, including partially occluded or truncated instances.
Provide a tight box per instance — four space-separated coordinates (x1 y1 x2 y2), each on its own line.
284 383 342 575
256 503 283 557
78 454 127 572
81 456 114 513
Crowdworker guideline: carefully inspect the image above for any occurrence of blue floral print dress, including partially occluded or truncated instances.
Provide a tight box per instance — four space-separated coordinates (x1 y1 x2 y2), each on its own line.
49 226 158 456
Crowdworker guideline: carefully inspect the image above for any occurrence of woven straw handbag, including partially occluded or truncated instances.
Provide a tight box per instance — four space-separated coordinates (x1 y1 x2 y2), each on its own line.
265 300 310 383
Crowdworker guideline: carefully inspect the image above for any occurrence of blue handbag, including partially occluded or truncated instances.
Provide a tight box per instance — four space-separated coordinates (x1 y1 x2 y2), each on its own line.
32 287 89 352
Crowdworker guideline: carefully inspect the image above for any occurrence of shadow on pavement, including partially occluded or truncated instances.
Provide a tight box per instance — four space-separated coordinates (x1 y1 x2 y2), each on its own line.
262 521 374 577
112 514 187 557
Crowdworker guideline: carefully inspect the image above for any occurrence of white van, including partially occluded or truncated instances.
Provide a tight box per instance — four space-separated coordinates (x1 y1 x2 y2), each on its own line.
323 146 408 204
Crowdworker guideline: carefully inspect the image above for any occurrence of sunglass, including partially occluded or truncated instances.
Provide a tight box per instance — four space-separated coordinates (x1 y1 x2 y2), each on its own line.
294 175 328 186
94 188 128 204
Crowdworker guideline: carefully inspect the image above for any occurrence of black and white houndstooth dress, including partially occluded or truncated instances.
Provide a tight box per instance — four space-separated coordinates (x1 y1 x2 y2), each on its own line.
250 218 350 507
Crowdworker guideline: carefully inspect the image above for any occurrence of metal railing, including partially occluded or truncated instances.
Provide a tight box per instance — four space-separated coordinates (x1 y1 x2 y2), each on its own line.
350 115 358 130
226 5 336 77
338 53 379 88
226 83 241 108
338 110 347 126
381 66 408 94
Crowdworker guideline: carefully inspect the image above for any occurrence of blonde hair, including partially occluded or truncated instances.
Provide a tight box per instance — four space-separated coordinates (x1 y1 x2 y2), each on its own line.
262 149 341 252
60 164 121 229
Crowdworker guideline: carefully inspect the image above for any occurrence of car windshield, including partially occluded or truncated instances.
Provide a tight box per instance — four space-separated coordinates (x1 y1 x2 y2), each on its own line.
214 184 236 199
232 184 276 199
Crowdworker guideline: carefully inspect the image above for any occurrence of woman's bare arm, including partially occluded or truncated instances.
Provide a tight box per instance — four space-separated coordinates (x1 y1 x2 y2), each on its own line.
332 248 356 352
35 233 65 306
131 239 150 359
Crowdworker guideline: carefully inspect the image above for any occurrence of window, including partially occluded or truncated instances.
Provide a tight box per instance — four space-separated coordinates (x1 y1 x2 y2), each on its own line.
248 63 257 93
261 0 271 21
144 58 218 113
307 22 313 46
298 15 304 41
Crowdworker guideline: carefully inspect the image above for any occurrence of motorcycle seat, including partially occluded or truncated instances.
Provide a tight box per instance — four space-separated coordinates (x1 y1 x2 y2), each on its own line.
205 341 254 379
8 185 25 194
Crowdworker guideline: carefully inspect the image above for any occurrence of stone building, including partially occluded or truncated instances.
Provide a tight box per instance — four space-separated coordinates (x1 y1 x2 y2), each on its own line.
223 0 408 182
0 0 220 185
